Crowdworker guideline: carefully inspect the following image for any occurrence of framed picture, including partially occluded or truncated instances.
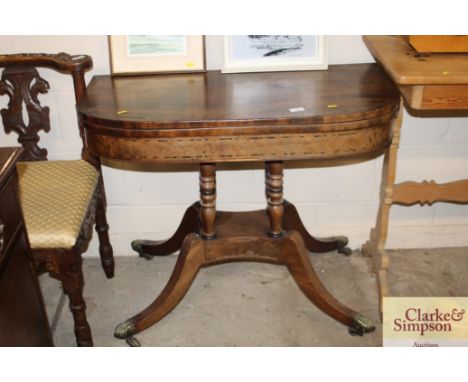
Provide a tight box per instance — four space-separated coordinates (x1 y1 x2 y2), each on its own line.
222 35 327 74
109 35 205 75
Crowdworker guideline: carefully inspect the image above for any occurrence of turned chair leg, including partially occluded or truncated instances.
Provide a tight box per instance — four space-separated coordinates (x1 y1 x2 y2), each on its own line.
95 180 114 278
58 251 93 346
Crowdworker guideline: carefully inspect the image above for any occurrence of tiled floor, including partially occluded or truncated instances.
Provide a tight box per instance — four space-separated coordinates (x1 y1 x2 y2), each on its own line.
40 247 468 346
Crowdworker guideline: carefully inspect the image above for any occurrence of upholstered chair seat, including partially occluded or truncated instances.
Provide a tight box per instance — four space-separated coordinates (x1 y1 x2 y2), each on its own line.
17 160 99 249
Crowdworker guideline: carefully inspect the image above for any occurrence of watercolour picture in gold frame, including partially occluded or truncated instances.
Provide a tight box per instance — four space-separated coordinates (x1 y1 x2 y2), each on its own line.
109 35 205 75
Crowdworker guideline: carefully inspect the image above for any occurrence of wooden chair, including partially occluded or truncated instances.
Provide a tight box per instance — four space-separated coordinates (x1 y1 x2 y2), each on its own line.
0 53 114 346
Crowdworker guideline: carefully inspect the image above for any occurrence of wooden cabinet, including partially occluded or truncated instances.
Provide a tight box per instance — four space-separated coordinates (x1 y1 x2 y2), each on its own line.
0 147 53 346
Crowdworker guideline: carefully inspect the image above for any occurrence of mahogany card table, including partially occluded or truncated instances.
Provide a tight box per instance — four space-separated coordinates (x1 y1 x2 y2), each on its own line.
78 64 400 345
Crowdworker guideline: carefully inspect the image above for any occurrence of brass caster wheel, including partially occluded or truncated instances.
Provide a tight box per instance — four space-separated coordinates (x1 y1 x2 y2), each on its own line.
337 246 352 256
126 336 141 347
336 236 352 256
348 314 376 336
348 326 364 336
140 253 154 260
115 320 136 338
131 240 154 260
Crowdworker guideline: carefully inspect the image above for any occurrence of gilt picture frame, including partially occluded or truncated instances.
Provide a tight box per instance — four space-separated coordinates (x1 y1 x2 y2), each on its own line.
109 35 205 75
222 35 328 74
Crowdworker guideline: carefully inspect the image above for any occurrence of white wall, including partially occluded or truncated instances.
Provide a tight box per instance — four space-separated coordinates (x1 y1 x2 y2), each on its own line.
1 35 467 256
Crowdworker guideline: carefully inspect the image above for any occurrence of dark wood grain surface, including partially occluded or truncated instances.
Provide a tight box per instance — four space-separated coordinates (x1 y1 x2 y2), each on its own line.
0 147 22 187
79 64 400 164
79 64 399 132
0 52 92 73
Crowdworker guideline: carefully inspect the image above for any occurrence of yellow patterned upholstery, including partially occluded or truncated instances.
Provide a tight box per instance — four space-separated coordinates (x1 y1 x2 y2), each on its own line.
16 160 99 249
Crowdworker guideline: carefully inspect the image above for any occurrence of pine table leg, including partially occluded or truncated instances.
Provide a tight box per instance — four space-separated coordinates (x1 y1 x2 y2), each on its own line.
362 99 404 318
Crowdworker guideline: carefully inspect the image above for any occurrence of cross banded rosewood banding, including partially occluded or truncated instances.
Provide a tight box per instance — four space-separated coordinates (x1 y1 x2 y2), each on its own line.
78 64 400 345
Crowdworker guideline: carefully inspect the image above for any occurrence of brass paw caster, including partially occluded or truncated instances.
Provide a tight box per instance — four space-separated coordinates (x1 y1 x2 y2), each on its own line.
114 320 140 347
115 320 141 346
348 326 364 336
348 314 376 336
131 240 154 260
336 236 352 256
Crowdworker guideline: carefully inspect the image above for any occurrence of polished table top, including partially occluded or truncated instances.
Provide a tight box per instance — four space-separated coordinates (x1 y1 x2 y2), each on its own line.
78 64 400 163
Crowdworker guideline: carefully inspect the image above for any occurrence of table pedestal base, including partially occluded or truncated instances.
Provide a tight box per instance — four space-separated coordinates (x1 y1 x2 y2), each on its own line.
115 205 375 345
131 201 352 259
